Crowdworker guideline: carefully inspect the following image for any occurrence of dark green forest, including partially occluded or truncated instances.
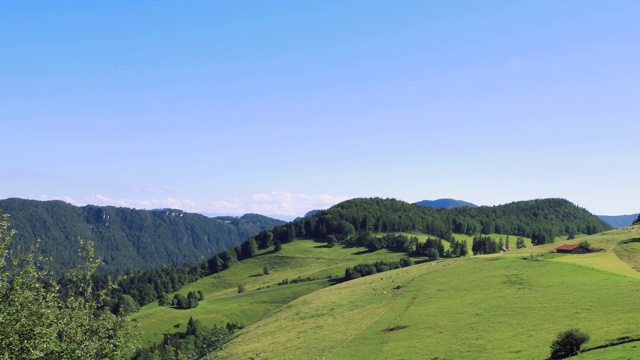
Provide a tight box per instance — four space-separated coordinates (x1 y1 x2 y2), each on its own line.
250 198 610 251
0 198 284 274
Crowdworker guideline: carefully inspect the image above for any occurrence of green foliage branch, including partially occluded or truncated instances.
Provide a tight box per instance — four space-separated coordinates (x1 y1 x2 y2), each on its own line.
0 214 132 359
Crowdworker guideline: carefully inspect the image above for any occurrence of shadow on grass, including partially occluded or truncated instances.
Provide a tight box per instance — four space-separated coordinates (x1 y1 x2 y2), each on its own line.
619 238 640 245
382 325 408 333
351 249 375 255
253 249 280 257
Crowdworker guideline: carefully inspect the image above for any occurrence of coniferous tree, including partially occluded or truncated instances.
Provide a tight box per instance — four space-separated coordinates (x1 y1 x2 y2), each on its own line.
187 291 199 309
241 238 258 258
172 293 186 308
157 293 170 306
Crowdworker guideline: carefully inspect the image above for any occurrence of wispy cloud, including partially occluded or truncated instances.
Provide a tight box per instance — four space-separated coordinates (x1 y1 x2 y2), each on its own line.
212 191 349 218
86 194 198 211
38 194 77 203
30 191 349 219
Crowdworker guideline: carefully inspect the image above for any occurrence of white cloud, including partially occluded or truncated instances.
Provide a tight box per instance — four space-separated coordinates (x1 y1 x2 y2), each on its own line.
38 194 77 203
203 191 349 218
85 194 198 211
31 191 350 219
236 191 349 217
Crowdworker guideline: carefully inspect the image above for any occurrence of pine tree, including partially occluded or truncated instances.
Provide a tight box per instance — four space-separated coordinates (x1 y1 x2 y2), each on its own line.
187 291 199 309
157 293 170 306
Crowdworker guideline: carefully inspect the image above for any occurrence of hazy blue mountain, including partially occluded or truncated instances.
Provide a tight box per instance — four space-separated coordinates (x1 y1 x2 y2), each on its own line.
414 198 478 209
293 209 322 222
0 198 285 274
597 214 639 228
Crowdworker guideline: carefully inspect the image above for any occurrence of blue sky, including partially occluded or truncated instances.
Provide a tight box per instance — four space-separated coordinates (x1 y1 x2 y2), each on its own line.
1 1 638 219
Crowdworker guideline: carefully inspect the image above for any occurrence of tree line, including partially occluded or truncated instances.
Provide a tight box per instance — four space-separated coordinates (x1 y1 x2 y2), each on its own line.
93 239 259 311
132 316 243 359
275 197 609 248
344 258 414 280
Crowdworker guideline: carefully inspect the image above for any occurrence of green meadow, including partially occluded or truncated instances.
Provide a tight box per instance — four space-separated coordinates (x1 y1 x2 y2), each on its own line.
211 225 640 359
574 342 640 359
131 225 640 358
131 239 420 347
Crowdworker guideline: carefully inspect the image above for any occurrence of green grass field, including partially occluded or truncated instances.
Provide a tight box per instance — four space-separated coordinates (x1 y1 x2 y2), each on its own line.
575 342 640 359
131 239 421 348
211 225 640 360
131 226 640 359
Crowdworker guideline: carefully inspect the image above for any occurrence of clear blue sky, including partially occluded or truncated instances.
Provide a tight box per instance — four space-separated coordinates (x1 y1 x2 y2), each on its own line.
2 1 638 219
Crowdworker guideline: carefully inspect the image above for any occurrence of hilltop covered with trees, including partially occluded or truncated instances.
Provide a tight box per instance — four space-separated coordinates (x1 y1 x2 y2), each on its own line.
250 198 610 251
0 198 285 274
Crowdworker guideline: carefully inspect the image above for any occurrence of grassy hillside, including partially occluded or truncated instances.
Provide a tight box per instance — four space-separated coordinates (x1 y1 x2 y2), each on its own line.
574 342 640 359
212 226 640 360
131 239 422 348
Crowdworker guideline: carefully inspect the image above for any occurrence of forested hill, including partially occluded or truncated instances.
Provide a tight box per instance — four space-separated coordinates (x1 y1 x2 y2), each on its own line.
0 198 285 274
258 198 611 247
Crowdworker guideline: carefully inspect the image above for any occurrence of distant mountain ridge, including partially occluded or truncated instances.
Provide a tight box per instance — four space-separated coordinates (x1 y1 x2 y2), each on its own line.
0 198 285 274
597 214 639 228
414 198 478 209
